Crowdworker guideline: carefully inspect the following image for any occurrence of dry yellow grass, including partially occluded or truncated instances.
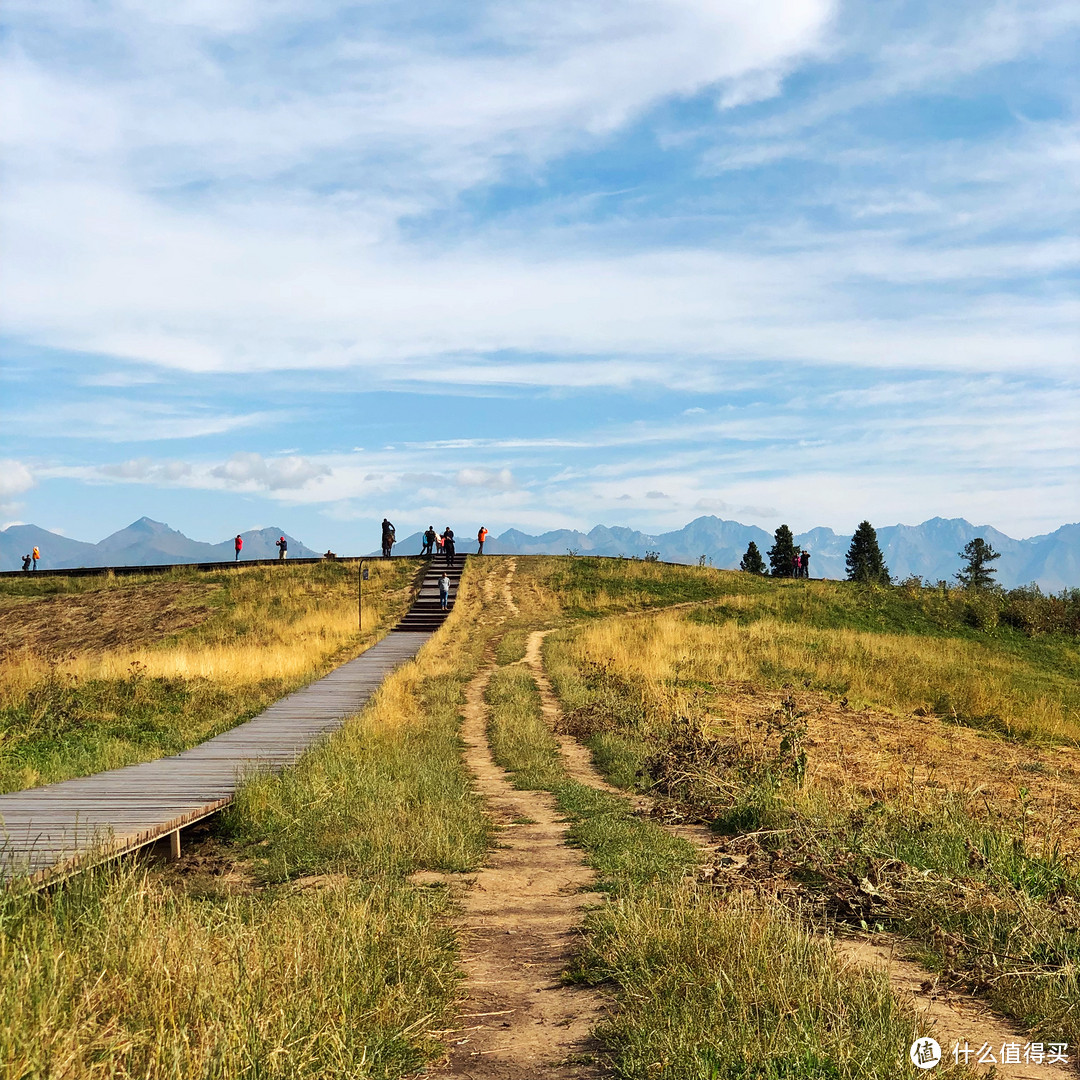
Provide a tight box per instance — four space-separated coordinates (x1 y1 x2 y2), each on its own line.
567 610 1080 742
0 563 408 704
0 562 501 1079
0 561 419 791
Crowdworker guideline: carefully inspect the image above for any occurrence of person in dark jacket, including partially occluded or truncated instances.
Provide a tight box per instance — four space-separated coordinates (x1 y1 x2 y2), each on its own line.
276 536 288 560
422 526 437 556
381 518 396 558
21 554 31 571
442 526 456 567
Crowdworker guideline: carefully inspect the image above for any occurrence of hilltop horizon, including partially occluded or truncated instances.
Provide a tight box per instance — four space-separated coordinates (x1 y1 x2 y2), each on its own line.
4 513 1078 591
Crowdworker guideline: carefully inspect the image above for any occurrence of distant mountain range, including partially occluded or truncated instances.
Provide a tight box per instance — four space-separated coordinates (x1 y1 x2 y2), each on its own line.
0 517 319 570
392 516 1080 591
3 515 1078 590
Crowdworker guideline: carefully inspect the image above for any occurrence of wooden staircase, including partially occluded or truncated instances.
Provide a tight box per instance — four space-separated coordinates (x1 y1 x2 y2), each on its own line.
392 552 467 632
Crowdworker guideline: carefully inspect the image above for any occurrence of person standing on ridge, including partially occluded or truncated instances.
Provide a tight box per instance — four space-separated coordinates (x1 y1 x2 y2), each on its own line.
381 518 396 559
477 526 488 554
21 554 31 571
423 526 437 556
443 526 456 567
276 535 288 560
438 571 451 611
32 546 40 571
234 534 243 562
801 551 810 579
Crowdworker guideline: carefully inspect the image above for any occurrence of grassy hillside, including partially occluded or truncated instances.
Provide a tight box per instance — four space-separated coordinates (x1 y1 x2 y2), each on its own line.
0 560 418 792
532 556 1080 742
3 555 1077 1078
0 571 491 1079
528 558 1080 1058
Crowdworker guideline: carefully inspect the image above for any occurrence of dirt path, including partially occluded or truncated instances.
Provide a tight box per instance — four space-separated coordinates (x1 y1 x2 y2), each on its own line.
439 566 609 1079
520 628 1076 1080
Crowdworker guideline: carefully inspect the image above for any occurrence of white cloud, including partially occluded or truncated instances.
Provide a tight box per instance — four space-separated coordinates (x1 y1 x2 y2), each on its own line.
209 452 331 491
99 458 193 482
456 467 516 490
0 460 35 498
0 0 863 384
2 0 1078 544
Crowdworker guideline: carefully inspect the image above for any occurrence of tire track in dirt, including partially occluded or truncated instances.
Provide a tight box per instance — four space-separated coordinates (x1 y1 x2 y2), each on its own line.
439 563 609 1079
520 628 1075 1080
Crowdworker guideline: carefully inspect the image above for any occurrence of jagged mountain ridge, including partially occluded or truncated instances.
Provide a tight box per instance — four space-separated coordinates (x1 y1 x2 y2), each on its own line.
0 517 318 570
3 515 1078 589
416 516 1076 591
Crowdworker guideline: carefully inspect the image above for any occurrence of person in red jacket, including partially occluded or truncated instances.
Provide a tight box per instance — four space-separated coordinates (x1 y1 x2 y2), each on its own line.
477 526 488 554
234 534 243 561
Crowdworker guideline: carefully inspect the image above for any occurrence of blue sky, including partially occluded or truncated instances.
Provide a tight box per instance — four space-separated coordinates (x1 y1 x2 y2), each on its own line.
1 0 1077 550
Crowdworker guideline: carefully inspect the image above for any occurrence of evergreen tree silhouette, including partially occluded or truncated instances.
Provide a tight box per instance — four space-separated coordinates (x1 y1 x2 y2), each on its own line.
740 541 766 575
846 521 890 584
768 525 797 578
955 538 1000 590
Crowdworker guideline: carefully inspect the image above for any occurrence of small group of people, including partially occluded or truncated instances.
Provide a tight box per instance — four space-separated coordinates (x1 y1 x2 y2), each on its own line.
378 520 491 567
420 525 456 564
232 534 288 561
792 550 811 578
20 546 40 571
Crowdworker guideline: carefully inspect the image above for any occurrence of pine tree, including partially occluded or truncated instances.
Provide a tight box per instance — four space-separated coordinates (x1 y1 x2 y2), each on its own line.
740 541 766 575
845 521 890 584
767 525 797 577
955 538 1000 590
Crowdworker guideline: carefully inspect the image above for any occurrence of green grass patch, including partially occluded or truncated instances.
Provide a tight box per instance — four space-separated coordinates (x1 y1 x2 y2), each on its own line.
543 625 1080 1054
227 669 491 881
0 569 494 1079
484 654 949 1079
485 666 563 790
527 555 735 618
0 863 456 1079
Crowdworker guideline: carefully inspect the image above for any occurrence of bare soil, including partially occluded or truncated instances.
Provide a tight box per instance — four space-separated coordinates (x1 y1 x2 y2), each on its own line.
709 682 1080 855
439 562 610 1079
442 661 609 1079
0 583 219 659
836 936 1074 1080
521 630 1076 1080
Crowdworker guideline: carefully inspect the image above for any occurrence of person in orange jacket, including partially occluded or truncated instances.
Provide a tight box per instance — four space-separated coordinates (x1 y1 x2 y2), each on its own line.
477 526 488 554
32 546 40 571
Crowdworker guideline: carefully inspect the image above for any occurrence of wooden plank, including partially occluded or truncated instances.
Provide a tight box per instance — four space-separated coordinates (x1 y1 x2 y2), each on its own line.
0 626 436 886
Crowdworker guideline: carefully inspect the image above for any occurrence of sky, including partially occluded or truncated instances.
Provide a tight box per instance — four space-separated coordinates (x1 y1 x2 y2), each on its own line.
1 0 1078 551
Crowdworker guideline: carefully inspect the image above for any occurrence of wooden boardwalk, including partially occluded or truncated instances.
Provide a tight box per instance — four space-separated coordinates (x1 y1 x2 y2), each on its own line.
0 621 439 886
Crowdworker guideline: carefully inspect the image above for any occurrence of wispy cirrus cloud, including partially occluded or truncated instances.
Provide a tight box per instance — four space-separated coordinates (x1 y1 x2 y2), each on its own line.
2 0 1078 546
1 400 287 442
